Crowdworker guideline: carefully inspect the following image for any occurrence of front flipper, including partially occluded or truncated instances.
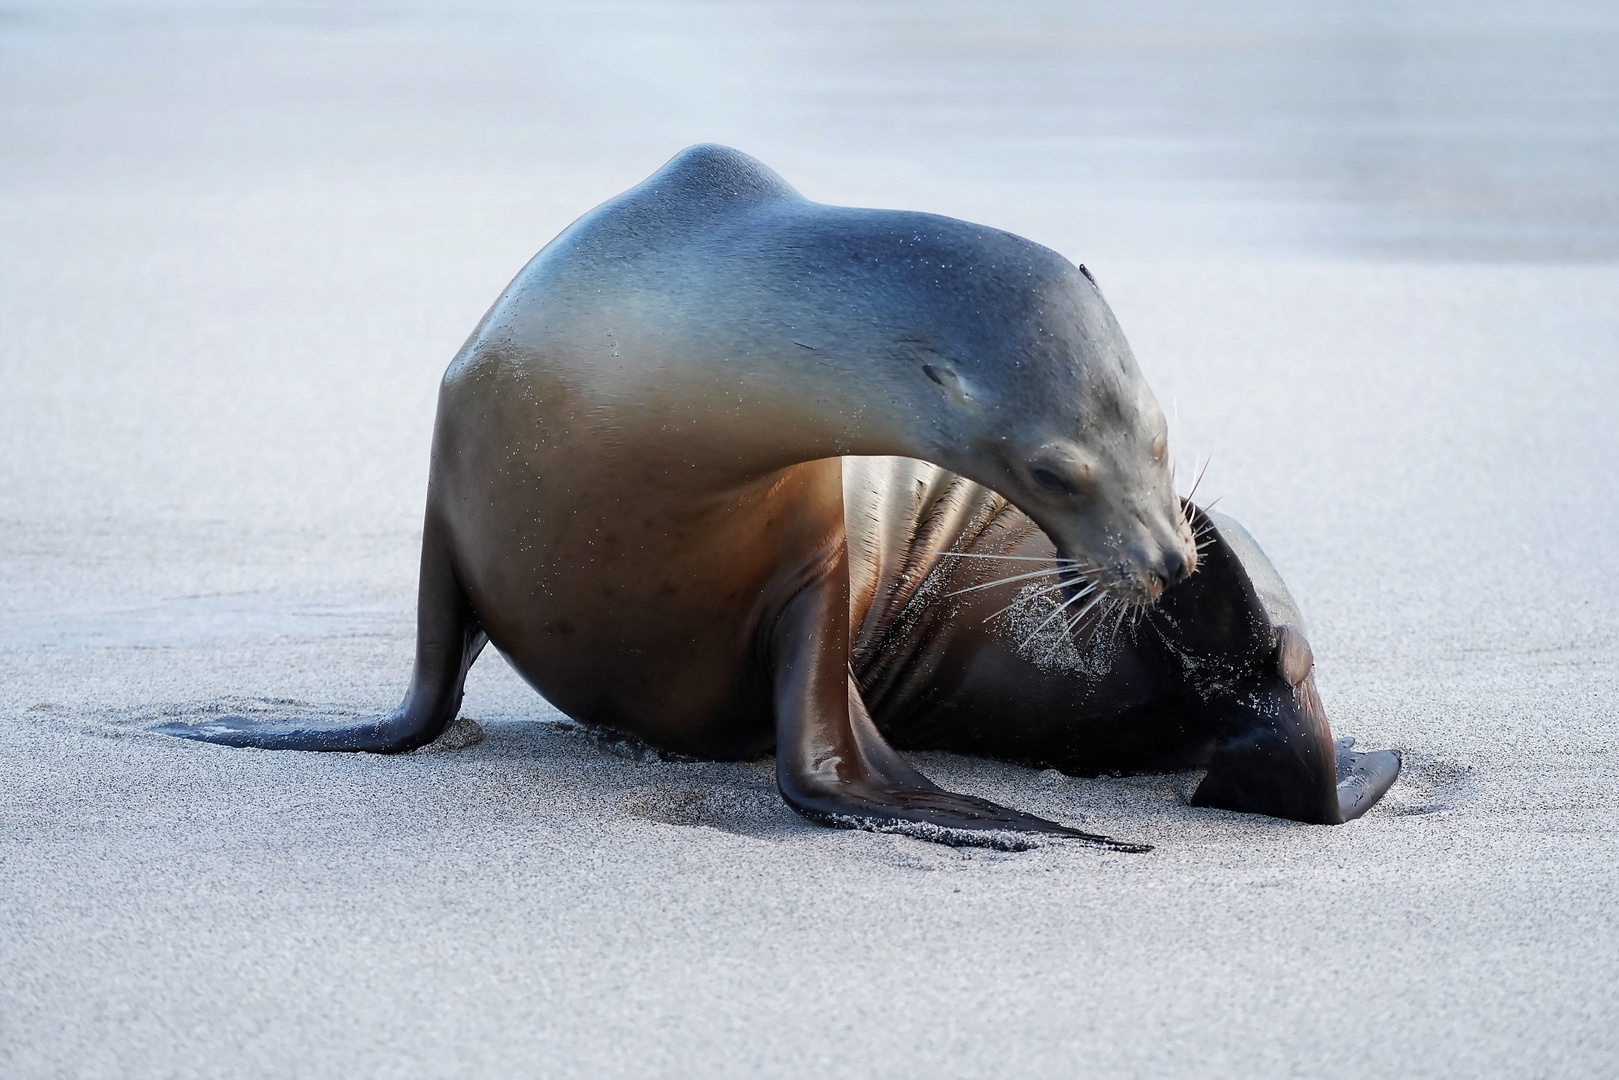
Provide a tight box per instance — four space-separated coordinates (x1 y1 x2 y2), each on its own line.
770 537 1149 853
1334 737 1402 822
785 772 1150 852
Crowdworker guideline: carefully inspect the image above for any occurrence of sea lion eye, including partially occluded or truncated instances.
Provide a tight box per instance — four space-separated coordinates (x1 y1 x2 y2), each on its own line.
1031 467 1078 496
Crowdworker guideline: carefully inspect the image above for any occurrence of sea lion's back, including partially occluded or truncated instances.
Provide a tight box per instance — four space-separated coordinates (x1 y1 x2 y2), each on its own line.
544 145 804 262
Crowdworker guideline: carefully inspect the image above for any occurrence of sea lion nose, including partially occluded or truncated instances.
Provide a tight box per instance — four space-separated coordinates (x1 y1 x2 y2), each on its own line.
1158 546 1192 588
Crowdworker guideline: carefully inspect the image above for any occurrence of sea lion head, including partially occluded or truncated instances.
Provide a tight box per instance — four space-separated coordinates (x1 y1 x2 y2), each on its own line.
914 255 1195 605
1141 503 1349 823
1146 503 1316 698
1144 503 1332 763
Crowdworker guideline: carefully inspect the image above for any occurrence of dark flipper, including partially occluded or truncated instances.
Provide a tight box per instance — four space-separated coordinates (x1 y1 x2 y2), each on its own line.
771 535 1149 852
1333 737 1402 822
153 512 485 753
788 774 1152 852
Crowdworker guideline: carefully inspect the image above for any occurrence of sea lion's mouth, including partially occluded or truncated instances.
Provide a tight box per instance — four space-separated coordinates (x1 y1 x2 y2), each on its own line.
1054 550 1163 609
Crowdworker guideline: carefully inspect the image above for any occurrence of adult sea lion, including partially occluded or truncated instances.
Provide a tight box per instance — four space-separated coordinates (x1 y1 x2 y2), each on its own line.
157 145 1398 846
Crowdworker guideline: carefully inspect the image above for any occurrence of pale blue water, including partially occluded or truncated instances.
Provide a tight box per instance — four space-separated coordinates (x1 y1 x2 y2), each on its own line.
2 0 1616 257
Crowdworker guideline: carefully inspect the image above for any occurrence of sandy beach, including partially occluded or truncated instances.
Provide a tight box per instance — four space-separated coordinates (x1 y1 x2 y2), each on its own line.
3 3 1617 1076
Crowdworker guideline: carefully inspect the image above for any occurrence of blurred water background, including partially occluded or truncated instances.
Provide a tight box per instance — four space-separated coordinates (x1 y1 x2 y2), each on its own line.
4 0 1617 257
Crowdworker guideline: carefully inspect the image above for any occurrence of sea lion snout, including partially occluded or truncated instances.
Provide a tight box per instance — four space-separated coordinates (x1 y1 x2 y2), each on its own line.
1122 521 1199 602
1045 493 1196 605
1008 431 1193 604
1155 540 1196 590
1051 525 1195 607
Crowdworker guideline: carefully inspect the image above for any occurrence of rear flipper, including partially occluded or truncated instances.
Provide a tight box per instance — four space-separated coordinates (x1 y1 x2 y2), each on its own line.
153 512 485 754
1333 737 1401 822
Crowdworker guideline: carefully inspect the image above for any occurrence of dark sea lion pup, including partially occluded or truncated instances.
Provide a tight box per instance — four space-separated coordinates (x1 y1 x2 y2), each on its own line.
157 145 1398 847
842 458 1401 827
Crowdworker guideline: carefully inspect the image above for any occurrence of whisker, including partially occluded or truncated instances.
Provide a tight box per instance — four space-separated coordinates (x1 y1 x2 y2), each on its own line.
1168 406 1179 493
1110 600 1130 645
1046 588 1109 660
979 578 1083 621
1088 597 1113 641
944 566 1061 597
1140 603 1168 643
934 552 1079 563
1061 590 1110 636
1018 584 1101 648
1185 452 1213 503
978 576 1089 623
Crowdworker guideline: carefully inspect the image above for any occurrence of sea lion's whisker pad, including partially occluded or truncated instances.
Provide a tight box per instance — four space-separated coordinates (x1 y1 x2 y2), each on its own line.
155 145 1399 839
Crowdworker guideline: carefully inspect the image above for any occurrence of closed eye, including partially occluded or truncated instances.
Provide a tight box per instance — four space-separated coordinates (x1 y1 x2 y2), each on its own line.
1031 467 1078 496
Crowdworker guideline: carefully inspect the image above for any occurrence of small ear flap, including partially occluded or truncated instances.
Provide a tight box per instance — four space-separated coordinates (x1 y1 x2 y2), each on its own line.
1275 624 1315 686
921 363 976 408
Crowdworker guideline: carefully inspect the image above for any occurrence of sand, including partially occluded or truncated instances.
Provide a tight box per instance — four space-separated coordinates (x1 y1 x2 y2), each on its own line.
3 4 1617 1077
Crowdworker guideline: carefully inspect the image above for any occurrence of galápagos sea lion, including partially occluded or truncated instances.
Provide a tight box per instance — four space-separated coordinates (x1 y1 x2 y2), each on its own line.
157 145 1398 848
843 457 1399 828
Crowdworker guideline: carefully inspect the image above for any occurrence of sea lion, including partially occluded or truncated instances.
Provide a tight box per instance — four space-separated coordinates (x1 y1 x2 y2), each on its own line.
156 145 1396 846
